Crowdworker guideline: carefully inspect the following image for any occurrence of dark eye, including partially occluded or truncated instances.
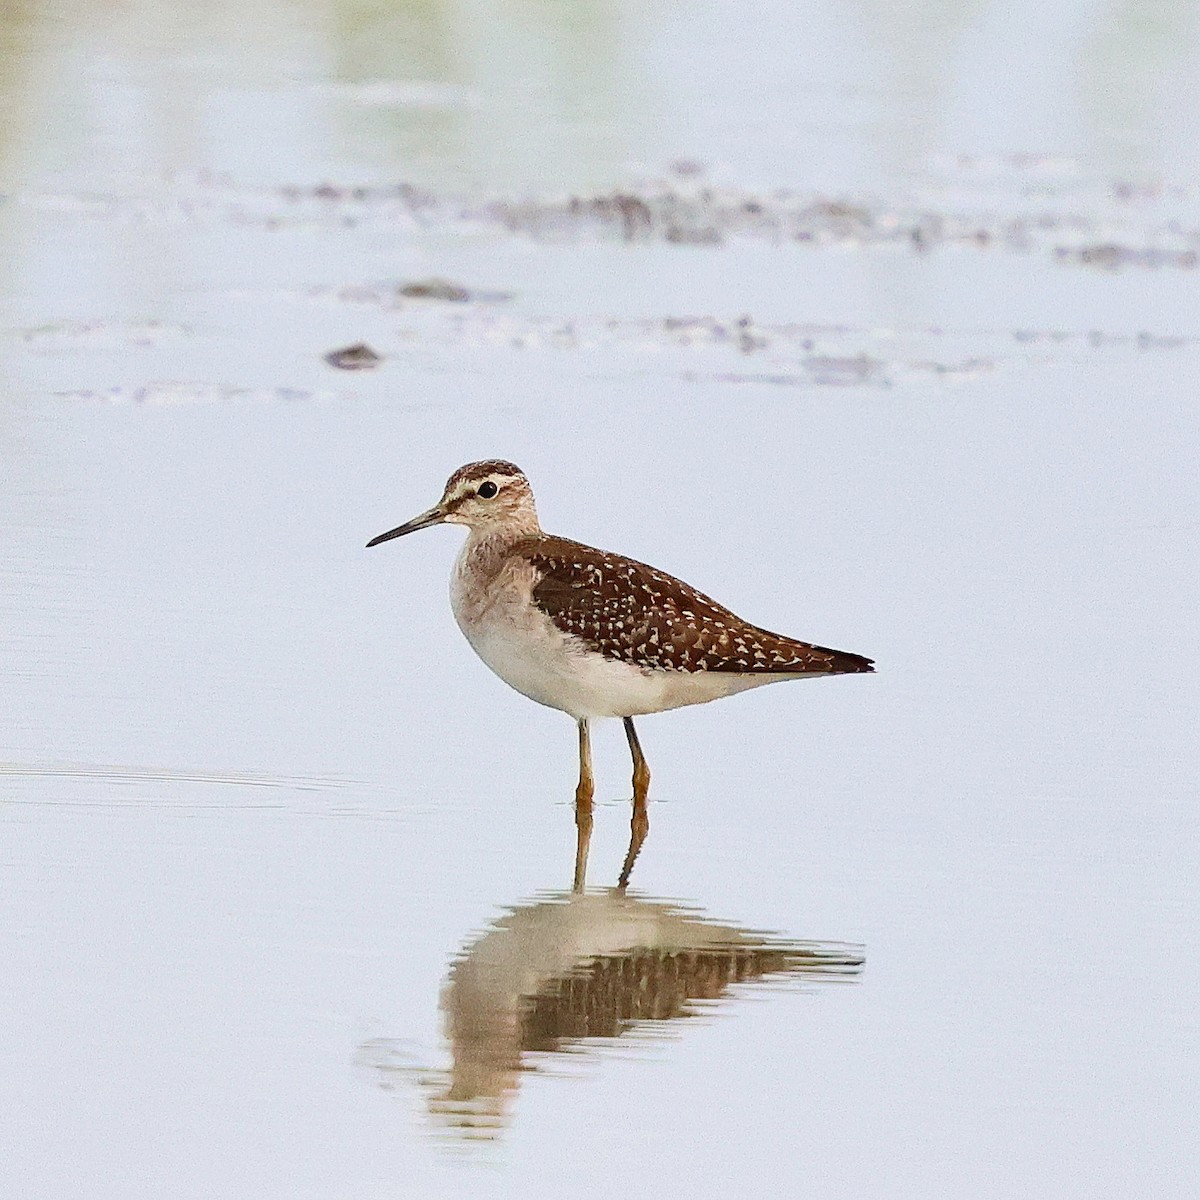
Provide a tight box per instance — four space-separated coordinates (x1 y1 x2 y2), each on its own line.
477 481 498 498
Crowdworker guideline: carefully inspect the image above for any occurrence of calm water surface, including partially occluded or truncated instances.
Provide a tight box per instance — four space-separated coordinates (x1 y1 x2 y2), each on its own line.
1 2 1198 1196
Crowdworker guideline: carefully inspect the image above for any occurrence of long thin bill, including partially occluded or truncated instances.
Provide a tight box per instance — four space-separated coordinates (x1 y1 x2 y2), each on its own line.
366 507 444 547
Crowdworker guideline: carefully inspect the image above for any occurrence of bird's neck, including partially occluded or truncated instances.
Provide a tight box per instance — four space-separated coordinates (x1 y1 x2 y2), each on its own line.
457 521 542 582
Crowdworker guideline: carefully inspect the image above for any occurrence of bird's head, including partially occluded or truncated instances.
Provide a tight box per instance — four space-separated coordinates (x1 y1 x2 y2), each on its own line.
367 460 539 547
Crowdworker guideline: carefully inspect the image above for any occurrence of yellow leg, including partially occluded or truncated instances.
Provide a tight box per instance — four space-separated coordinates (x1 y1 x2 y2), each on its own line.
573 718 594 893
617 717 650 889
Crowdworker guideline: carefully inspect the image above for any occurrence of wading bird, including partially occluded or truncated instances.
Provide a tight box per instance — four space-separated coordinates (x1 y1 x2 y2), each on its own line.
368 460 872 889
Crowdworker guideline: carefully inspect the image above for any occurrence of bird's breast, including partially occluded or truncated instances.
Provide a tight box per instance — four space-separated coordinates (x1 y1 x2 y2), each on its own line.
446 536 795 719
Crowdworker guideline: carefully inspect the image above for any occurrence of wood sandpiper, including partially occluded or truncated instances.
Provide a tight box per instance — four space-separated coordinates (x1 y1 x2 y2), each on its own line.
367 460 873 890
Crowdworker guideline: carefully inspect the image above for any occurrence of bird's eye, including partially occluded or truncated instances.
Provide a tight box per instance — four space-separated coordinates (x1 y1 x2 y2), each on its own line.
477 481 498 499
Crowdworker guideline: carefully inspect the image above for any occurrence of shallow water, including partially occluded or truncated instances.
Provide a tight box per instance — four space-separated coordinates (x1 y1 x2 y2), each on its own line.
2 2 1199 1196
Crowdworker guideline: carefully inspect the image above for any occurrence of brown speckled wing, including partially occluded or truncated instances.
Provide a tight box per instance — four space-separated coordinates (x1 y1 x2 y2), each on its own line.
519 536 874 675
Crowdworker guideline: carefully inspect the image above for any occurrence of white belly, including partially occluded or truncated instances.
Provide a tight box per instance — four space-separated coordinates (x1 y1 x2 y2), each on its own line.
454 587 662 718
450 550 795 720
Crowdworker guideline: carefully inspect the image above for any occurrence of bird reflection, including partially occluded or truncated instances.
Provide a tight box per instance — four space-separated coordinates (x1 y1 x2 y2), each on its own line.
361 888 863 1137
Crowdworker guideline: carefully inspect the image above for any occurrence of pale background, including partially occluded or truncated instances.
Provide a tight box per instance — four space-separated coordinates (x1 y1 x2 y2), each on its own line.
1 2 1198 1196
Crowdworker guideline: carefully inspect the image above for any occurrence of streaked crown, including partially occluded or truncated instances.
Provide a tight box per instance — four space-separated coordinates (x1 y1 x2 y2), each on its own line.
439 459 539 532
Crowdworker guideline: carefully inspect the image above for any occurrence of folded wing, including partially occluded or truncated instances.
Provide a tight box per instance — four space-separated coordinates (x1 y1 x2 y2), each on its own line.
519 536 874 676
